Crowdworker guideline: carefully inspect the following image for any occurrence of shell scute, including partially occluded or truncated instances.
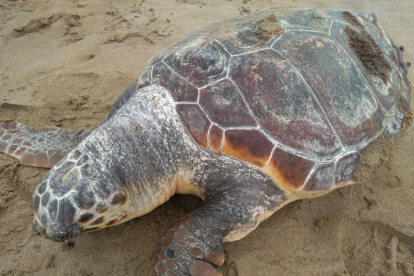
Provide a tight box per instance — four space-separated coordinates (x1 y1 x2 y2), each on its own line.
199 79 256 127
229 49 341 156
164 39 230 88
49 162 77 197
273 31 384 147
177 104 211 148
41 191 51 207
57 198 77 226
334 152 359 186
78 212 95 223
303 162 335 192
152 63 198 102
93 181 112 200
37 181 47 195
266 148 314 189
72 179 96 210
222 129 273 167
48 199 58 223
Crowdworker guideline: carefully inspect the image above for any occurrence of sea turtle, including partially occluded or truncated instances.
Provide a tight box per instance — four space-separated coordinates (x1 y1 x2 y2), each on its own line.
0 8 411 276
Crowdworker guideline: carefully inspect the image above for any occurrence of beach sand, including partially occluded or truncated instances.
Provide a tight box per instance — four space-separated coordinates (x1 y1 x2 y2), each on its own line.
0 0 413 275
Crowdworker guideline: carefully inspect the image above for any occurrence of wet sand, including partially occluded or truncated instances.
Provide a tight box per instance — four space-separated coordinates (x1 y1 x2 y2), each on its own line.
0 0 413 275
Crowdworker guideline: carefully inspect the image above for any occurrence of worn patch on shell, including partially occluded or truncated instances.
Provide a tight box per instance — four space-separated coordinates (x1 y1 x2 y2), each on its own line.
274 32 383 148
177 104 211 148
152 63 198 102
266 148 314 189
214 20 280 55
344 26 391 83
164 39 230 87
222 129 273 167
330 22 399 112
303 162 335 192
230 49 341 156
342 11 365 30
255 14 284 41
199 79 256 127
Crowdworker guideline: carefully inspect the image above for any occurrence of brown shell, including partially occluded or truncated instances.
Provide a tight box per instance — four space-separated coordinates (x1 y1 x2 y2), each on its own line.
136 9 411 195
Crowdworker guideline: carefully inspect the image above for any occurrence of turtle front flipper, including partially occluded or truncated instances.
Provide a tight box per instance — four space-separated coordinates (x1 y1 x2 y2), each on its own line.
0 120 92 168
151 210 226 276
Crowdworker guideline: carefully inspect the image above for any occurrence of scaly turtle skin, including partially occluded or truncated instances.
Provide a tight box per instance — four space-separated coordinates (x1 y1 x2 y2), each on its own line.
0 9 411 276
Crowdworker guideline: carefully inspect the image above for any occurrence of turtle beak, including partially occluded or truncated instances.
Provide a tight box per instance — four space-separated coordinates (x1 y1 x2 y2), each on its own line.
45 223 82 242
33 217 82 242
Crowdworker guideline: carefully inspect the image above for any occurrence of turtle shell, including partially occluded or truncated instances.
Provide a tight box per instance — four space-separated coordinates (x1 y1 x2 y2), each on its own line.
136 9 411 196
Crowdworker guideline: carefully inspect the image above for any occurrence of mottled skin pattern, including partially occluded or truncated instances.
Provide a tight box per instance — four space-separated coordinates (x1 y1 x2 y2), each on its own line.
0 9 411 276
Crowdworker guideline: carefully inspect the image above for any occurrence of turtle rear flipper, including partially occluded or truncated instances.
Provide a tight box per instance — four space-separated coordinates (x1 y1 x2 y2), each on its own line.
0 120 92 168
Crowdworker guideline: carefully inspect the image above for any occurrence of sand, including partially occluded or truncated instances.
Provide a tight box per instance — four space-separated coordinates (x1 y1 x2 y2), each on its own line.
0 0 413 275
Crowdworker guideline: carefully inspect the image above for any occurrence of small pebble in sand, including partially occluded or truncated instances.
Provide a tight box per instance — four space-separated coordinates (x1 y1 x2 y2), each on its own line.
314 219 323 227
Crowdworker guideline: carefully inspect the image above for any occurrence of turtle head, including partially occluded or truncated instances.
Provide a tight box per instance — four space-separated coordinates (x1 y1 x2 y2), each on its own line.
32 149 133 242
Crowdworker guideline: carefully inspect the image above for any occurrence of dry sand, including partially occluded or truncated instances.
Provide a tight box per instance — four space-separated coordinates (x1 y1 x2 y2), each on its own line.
0 0 413 275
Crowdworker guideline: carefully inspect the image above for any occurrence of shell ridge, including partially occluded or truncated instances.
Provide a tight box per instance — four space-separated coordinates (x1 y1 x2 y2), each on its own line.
175 101 198 105
270 47 345 151
212 38 232 60
222 126 261 131
264 146 277 168
148 66 154 85
206 124 213 149
259 128 318 162
198 76 228 90
300 160 336 192
227 78 262 128
328 19 334 36
356 15 404 103
298 162 318 190
219 129 225 152
333 149 359 186
231 48 270 57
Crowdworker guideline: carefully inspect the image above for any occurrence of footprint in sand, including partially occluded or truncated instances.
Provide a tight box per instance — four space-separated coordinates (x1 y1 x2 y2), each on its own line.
11 14 63 38
339 220 414 276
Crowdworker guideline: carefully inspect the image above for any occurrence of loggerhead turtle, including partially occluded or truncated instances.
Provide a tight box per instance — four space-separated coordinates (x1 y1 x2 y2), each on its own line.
0 9 411 276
